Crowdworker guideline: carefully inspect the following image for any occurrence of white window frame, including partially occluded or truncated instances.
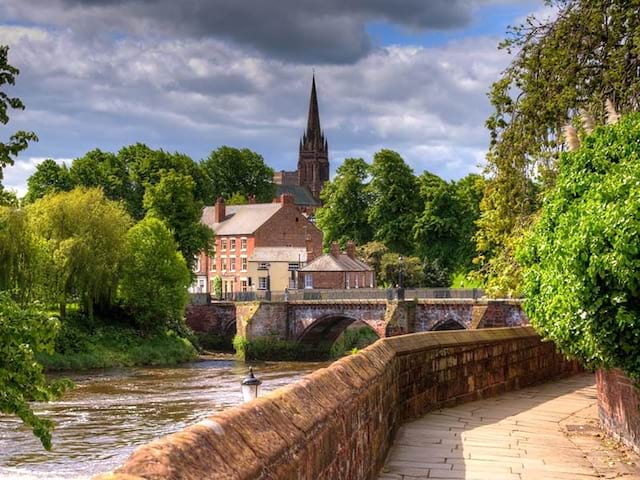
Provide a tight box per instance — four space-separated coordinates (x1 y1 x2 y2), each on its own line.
305 273 313 289
210 256 216 272
229 256 236 272
288 263 300 271
258 262 269 270
258 277 268 290
221 239 227 251
230 238 236 251
241 237 247 251
241 257 247 271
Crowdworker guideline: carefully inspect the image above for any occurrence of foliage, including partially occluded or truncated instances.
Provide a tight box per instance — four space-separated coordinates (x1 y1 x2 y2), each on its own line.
367 150 421 254
0 187 17 206
143 170 212 266
227 192 248 205
0 45 38 185
201 146 275 203
520 113 640 380
212 275 222 300
379 253 424 288
478 0 640 292
119 217 191 333
196 333 234 352
24 159 72 203
357 242 389 279
329 326 379 359
0 293 70 450
422 258 452 288
316 158 372 249
28 188 132 318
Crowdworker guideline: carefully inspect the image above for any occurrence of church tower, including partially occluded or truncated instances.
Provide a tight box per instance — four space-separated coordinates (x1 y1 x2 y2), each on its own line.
298 75 329 201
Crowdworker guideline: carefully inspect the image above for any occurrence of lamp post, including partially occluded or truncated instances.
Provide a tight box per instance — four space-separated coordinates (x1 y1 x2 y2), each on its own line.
398 255 404 289
265 262 271 301
241 367 262 402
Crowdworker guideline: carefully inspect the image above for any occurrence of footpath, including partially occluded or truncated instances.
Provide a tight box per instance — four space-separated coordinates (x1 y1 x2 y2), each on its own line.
378 373 640 480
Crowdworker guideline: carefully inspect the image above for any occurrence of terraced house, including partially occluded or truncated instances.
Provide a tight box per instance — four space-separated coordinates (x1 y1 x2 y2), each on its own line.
191 194 322 295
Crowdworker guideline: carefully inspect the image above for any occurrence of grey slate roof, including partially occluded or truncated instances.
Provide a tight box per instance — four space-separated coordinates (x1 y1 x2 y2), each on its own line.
274 184 320 206
250 247 308 263
201 203 281 235
300 253 373 272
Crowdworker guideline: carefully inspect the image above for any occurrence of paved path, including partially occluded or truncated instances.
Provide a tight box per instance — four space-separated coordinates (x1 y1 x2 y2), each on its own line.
378 373 640 480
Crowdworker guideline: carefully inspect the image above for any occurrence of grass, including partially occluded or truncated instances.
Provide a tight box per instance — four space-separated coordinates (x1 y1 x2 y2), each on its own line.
38 318 198 371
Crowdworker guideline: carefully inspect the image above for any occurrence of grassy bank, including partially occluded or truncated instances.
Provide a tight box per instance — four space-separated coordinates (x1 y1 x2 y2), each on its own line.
38 321 198 371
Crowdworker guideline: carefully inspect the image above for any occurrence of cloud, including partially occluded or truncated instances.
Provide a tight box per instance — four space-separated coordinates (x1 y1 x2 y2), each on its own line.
2 157 72 197
2 0 500 63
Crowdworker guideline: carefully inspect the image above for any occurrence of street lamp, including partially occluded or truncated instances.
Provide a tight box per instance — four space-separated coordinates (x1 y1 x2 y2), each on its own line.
398 255 404 289
241 366 262 402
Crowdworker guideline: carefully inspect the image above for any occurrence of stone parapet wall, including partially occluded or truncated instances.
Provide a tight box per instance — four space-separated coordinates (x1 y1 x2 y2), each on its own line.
186 303 236 336
97 327 578 480
596 368 640 453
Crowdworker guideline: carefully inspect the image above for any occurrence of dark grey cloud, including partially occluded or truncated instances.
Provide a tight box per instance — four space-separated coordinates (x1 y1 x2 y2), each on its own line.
3 0 487 63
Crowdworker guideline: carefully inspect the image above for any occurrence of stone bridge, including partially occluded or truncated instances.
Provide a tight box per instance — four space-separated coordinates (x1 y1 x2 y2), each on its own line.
232 299 527 349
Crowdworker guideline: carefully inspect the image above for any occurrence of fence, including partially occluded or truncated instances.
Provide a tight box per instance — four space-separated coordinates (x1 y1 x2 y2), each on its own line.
192 288 486 303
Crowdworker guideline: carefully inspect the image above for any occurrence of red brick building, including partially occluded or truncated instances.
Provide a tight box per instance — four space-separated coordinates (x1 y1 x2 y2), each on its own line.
191 194 322 295
298 241 375 289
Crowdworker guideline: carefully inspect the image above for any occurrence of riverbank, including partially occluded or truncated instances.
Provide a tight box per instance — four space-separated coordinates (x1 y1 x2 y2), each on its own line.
38 323 198 371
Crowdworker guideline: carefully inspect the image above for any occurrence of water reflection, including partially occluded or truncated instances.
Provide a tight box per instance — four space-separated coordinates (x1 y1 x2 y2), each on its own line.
0 359 326 479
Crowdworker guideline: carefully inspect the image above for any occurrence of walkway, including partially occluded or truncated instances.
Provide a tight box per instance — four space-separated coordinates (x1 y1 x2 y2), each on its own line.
378 373 640 480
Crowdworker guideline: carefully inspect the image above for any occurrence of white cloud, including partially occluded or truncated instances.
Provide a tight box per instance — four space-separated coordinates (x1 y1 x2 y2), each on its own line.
3 157 72 196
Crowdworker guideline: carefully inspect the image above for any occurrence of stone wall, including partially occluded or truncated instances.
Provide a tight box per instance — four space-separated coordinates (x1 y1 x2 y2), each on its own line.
97 327 578 480
186 303 236 336
596 368 640 453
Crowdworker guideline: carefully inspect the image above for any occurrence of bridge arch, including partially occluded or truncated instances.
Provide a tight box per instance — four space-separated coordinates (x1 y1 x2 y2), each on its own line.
296 313 382 350
431 317 466 331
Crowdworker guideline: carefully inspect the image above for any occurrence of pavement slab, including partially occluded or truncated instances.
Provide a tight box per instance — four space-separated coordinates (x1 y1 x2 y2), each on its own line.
378 373 640 480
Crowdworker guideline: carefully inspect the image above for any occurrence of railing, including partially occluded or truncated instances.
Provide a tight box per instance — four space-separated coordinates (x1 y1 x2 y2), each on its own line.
194 287 486 303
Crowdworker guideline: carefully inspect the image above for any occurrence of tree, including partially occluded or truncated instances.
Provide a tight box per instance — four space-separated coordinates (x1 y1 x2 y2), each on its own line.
24 159 72 203
477 0 640 292
454 174 485 271
0 45 38 186
27 188 132 318
367 150 420 255
201 146 275 203
143 171 212 267
520 113 640 380
119 217 191 332
379 253 424 288
357 241 389 280
316 158 372 250
0 293 69 450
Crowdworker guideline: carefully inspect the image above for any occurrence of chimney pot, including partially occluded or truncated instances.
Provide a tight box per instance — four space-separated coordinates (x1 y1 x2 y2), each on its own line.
214 197 226 223
330 242 340 257
346 241 356 259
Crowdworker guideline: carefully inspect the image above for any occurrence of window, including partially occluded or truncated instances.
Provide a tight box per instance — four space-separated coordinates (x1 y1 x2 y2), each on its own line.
194 256 201 272
288 263 300 271
241 280 248 292
241 257 247 271
230 238 236 251
221 239 227 251
258 262 269 270
210 256 216 272
229 257 236 272
222 259 227 271
241 238 247 250
258 277 268 290
198 278 206 292
355 274 359 288
305 273 313 289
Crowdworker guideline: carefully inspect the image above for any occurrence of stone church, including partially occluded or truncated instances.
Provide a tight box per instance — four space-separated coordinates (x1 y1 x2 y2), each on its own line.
273 75 329 214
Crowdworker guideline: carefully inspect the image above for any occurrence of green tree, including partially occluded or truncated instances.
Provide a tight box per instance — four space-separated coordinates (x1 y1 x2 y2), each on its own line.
24 159 72 203
28 188 132 318
357 241 389 280
520 113 640 379
143 171 212 267
478 0 640 292
201 146 275 203
0 45 38 186
316 158 372 250
367 150 420 255
119 217 191 332
0 293 69 449
379 253 424 288
454 173 485 270
227 192 249 205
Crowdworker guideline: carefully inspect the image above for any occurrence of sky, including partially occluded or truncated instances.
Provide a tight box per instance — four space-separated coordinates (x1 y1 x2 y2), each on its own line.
0 0 549 197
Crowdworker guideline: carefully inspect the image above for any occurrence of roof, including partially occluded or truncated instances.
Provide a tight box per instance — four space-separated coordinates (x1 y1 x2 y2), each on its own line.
300 253 373 272
274 184 320 206
250 247 308 263
202 203 282 235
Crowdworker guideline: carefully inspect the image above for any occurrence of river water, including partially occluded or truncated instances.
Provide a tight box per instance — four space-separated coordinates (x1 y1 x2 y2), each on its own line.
0 358 326 479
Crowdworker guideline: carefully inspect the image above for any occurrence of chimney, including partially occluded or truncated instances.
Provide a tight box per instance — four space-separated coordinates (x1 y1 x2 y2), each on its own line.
248 194 256 204
346 240 356 259
330 241 340 258
214 197 226 223
279 193 295 205
305 235 315 262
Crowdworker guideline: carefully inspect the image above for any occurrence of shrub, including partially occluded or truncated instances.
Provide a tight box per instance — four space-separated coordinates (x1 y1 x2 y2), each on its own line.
520 113 640 380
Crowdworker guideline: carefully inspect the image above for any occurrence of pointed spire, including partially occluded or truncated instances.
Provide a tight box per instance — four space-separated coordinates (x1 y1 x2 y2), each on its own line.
305 74 322 147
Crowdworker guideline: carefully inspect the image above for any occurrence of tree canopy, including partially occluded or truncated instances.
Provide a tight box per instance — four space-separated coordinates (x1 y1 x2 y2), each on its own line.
25 159 72 203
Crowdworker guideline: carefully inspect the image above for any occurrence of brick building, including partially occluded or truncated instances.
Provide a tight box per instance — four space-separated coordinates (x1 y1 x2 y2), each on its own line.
299 241 375 289
273 75 328 214
191 194 322 295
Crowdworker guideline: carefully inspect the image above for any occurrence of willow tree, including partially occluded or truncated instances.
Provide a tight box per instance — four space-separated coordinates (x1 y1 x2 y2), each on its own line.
477 0 640 294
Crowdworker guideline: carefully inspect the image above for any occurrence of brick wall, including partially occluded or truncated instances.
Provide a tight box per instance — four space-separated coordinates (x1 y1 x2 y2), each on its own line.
186 303 236 336
254 204 322 254
98 327 578 480
596 368 640 453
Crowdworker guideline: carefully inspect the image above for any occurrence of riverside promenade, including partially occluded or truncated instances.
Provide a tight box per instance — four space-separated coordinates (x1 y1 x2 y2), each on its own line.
378 374 640 480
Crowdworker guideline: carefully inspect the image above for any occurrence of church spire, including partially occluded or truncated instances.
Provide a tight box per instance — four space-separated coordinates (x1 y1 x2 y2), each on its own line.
305 74 322 147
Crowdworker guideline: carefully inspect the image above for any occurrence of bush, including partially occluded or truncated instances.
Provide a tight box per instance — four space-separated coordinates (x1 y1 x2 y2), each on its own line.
520 113 640 380
330 327 379 358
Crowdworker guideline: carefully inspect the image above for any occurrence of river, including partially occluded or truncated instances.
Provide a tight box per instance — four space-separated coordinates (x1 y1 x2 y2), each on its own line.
0 358 327 479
